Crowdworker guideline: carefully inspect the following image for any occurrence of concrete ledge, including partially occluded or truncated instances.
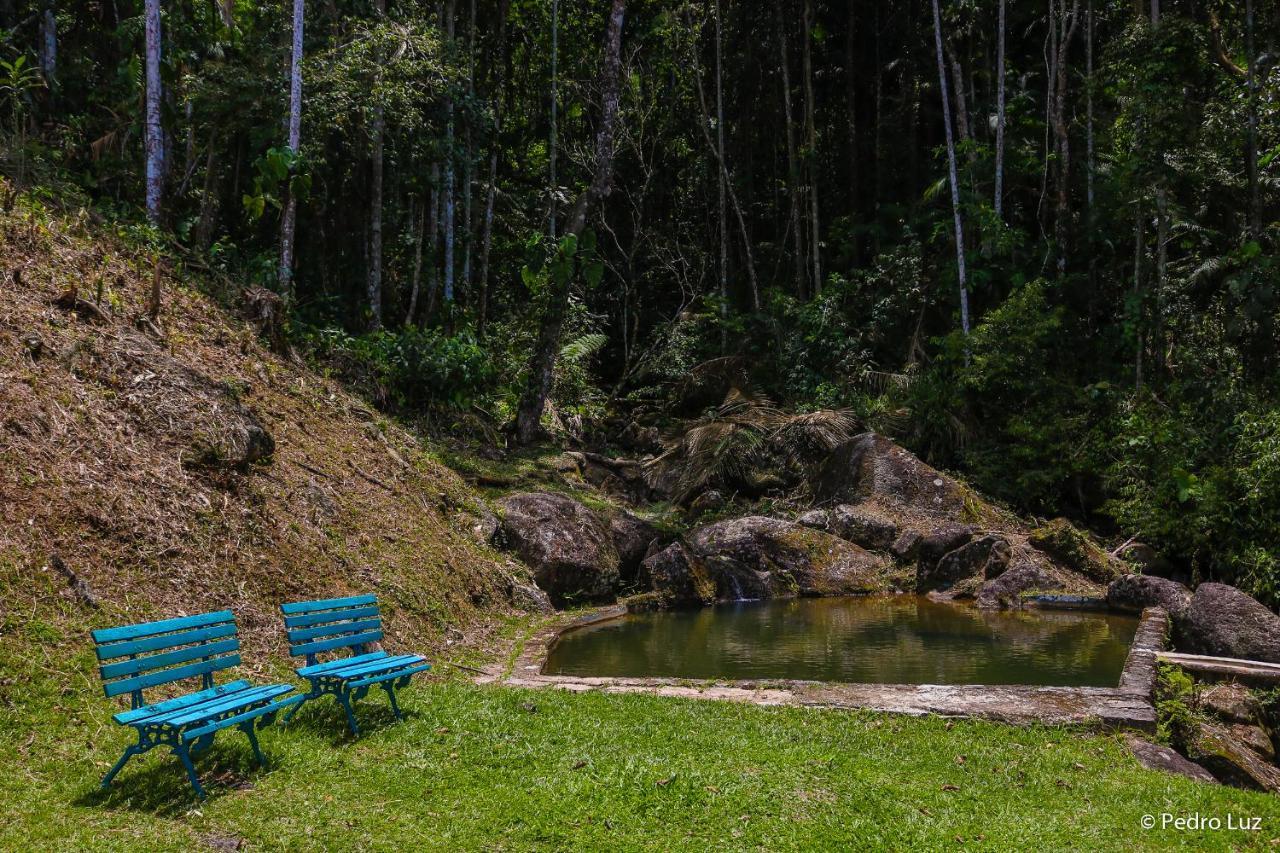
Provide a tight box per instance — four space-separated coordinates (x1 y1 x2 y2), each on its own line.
503 602 1167 731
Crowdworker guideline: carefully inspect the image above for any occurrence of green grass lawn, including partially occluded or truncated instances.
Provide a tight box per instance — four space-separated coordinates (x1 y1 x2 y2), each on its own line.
4 668 1280 851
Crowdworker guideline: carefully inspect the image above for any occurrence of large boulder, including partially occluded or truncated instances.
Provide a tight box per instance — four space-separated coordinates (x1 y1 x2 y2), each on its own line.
916 523 976 568
1027 518 1122 583
495 492 620 604
926 535 1011 588
1175 583 1280 663
828 504 900 551
812 432 972 517
975 559 1066 609
1106 574 1191 617
1193 722 1280 793
645 516 893 605
608 511 665 584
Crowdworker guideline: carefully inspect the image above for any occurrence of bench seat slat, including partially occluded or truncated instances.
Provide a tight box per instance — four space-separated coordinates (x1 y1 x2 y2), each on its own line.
99 639 240 680
92 611 234 644
296 651 388 678
162 683 295 728
317 654 425 682
290 629 383 659
180 694 304 742
103 654 240 698
286 618 381 644
283 605 379 630
95 623 240 661
113 679 252 725
280 595 377 616
346 662 431 690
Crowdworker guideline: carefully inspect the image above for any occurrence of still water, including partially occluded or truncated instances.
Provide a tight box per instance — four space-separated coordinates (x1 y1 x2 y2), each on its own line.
544 596 1138 686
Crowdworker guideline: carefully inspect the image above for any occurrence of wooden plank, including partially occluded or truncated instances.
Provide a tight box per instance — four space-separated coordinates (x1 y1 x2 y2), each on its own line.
289 629 382 659
1157 651 1280 682
163 683 295 727
284 605 379 630
347 662 431 690
94 623 239 661
180 695 304 742
280 595 376 616
286 618 381 644
103 655 240 698
320 654 423 682
93 611 234 644
297 651 387 678
114 680 251 725
100 639 240 680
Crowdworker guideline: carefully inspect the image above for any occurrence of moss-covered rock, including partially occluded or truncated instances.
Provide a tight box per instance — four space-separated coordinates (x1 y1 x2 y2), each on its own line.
1028 518 1121 583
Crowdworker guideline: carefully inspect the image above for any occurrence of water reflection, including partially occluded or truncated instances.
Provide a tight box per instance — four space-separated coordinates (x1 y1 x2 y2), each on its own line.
543 596 1139 687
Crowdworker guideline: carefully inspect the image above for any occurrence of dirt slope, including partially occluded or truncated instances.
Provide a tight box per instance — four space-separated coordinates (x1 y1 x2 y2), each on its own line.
0 190 523 661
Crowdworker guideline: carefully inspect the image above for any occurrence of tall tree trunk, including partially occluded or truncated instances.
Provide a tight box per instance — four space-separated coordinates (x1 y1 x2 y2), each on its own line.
477 0 512 338
931 0 971 338
279 0 304 298
1133 203 1144 389
425 164 441 320
461 0 477 297
845 0 858 258
367 0 386 329
1245 0 1260 240
548 0 558 238
1086 0 1096 294
801 0 822 294
714 0 729 327
1051 1 1081 274
443 0 457 305
144 0 163 224
406 198 425 325
40 2 55 82
195 126 218 249
994 0 1006 220
775 1 806 298
516 0 627 444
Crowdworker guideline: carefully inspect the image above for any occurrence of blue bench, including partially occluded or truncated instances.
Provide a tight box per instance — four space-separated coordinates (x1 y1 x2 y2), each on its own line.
279 594 430 735
92 610 302 798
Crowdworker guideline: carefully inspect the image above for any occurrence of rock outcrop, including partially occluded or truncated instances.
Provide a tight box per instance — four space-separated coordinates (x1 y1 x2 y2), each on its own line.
643 516 892 605
496 492 620 604
925 534 1011 588
1106 574 1191 617
1027 518 1122 583
1175 582 1280 663
812 432 975 520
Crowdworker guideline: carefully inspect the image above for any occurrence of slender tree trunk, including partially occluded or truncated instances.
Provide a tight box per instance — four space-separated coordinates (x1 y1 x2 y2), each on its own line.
443 0 457 305
1134 203 1144 389
461 0 477 298
477 0 512 338
144 0 163 224
425 165 441 320
279 0 305 297
775 1 806 298
1086 0 1096 294
994 0 1006 220
1245 0 1260 240
406 198 425 325
931 0 970 338
714 0 729 325
1051 1 1081 274
195 126 218 249
40 2 55 82
845 0 858 256
367 0 387 329
801 0 822 294
548 0 558 239
516 0 627 444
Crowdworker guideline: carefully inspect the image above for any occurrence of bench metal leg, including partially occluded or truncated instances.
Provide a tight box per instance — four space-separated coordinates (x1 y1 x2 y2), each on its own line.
240 722 267 768
101 744 141 789
383 682 404 720
336 691 361 737
280 693 311 726
173 743 206 799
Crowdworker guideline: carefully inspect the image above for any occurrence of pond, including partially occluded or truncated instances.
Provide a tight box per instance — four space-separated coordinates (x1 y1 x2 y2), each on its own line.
543 596 1139 687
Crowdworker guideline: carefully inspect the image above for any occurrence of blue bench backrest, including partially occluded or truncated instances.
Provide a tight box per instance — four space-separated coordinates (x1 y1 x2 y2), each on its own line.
280 595 383 665
92 611 241 709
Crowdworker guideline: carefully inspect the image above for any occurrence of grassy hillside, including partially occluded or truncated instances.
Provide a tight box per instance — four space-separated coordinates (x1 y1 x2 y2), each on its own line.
0 187 526 661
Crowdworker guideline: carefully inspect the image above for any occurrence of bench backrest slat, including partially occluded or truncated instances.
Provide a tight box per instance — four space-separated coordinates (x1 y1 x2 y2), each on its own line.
280 595 384 661
91 611 240 703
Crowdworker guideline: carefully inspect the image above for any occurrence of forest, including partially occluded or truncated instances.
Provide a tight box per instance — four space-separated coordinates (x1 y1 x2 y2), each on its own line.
2 0 1278 606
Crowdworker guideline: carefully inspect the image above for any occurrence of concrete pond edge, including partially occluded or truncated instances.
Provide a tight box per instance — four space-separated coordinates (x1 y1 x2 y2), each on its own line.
497 602 1170 731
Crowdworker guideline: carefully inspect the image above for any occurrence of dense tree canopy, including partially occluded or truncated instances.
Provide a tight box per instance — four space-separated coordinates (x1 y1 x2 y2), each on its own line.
2 0 1277 603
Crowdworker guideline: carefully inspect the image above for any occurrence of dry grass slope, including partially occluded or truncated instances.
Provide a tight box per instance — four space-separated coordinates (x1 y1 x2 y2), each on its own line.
0 189 525 662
